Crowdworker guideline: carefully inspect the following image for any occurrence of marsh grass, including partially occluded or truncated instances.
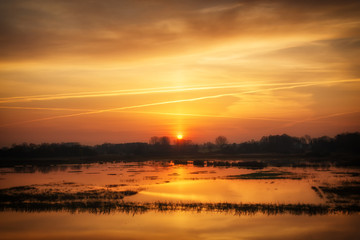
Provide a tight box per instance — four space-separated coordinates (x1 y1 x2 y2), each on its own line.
0 185 137 202
1 184 359 215
1 201 359 215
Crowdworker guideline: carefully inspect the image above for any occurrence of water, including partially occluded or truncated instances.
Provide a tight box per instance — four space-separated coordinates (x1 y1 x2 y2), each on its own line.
1 212 360 240
1 160 359 239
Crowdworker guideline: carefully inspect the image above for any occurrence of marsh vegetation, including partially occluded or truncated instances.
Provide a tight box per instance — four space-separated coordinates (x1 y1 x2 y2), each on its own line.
1 160 359 217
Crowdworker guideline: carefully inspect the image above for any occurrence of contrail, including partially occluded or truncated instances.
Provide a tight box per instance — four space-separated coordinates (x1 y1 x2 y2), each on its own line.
1 79 359 127
1 79 358 103
0 106 93 112
0 84 215 102
0 93 236 127
107 110 292 122
0 106 291 122
0 82 261 103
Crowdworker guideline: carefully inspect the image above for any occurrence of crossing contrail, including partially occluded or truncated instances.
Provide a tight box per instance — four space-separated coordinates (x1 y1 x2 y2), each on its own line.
0 106 93 112
114 110 292 122
0 93 236 127
0 106 291 122
0 82 265 103
1 79 358 103
0 84 218 102
1 79 359 127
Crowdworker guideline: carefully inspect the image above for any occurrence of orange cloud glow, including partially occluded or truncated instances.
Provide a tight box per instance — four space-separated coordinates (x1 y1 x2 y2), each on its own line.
0 0 359 145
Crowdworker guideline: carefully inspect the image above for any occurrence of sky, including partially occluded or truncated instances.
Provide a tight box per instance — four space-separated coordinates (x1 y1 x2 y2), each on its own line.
0 0 359 146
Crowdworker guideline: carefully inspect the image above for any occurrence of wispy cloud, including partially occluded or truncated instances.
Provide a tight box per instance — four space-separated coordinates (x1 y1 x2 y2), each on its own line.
198 3 243 14
1 0 359 62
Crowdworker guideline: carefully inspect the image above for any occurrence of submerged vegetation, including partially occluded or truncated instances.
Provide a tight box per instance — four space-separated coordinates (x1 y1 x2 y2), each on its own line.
0 185 138 202
319 185 360 203
311 181 360 204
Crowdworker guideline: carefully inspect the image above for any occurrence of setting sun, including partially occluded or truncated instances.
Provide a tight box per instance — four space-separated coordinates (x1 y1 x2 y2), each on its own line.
177 134 183 140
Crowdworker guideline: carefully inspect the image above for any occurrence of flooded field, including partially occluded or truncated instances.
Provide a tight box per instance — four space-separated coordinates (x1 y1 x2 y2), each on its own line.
1 160 360 239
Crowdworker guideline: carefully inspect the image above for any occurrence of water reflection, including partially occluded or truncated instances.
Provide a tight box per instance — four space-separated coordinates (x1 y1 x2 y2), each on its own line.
0 161 360 240
0 212 360 240
0 164 94 174
0 159 336 176
127 179 324 203
0 161 359 211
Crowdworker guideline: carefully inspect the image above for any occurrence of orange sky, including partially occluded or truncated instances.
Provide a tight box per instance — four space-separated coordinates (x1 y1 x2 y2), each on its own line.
0 0 359 146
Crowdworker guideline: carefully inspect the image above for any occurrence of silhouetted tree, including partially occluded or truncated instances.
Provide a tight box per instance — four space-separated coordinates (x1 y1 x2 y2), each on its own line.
149 136 170 146
149 136 160 145
203 142 215 152
259 134 303 153
1 132 359 159
159 136 170 146
334 132 360 154
95 143 148 155
237 140 260 153
311 136 333 156
148 136 171 154
215 136 228 147
0 142 97 158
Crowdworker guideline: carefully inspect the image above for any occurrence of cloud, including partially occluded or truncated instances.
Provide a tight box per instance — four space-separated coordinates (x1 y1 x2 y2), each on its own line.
0 0 359 145
198 2 243 14
1 0 359 63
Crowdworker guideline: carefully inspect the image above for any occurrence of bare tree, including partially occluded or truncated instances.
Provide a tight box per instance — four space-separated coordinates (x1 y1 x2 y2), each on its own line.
149 136 160 145
150 136 170 146
215 136 228 147
159 136 170 145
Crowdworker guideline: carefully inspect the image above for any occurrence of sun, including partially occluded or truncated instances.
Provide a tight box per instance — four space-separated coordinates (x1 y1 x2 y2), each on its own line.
177 134 183 140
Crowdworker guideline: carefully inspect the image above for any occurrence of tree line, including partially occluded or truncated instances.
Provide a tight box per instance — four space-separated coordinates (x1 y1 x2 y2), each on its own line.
0 132 359 158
